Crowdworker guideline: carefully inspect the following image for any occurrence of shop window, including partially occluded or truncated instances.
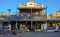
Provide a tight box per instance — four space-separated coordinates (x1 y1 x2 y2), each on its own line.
47 23 55 27
53 24 56 26
47 24 52 27
47 23 50 26
47 23 56 30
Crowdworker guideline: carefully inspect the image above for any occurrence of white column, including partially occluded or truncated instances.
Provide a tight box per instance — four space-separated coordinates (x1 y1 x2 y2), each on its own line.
43 23 47 32
44 24 47 30
20 24 23 32
9 24 11 31
41 24 44 30
56 24 58 30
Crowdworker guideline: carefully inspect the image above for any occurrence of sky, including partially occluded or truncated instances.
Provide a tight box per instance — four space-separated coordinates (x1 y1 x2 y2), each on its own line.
0 0 60 14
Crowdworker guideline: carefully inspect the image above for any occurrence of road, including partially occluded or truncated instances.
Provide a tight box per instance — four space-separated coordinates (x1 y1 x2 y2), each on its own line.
0 32 60 37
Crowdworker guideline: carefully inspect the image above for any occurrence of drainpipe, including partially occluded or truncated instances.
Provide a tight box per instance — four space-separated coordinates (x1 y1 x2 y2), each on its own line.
45 6 47 32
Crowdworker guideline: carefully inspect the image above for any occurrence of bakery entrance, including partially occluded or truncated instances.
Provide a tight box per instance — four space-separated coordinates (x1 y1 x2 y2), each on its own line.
19 21 31 32
10 21 16 30
32 21 42 32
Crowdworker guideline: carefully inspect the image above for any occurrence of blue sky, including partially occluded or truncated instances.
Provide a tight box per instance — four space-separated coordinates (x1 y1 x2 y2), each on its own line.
0 0 60 14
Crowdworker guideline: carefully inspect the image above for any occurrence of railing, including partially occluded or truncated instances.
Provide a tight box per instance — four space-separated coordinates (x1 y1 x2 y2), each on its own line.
0 12 47 21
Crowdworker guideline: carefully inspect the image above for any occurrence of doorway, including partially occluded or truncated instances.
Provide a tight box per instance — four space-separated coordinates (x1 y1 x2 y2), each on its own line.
10 21 16 30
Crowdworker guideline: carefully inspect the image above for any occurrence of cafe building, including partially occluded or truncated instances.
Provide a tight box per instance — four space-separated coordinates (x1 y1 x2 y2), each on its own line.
0 0 60 32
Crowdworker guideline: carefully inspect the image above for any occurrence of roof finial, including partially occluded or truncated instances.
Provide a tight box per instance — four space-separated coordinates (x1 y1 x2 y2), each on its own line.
30 0 32 2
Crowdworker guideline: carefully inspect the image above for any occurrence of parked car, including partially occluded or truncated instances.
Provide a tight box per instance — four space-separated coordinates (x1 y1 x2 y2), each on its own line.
55 30 60 32
55 27 60 32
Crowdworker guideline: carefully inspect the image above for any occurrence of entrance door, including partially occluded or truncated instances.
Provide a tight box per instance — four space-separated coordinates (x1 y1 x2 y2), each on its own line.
11 21 16 30
33 22 41 32
19 21 31 32
26 21 31 31
35 24 41 32
11 24 16 30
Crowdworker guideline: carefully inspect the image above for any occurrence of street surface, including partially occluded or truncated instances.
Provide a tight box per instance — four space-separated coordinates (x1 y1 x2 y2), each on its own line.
0 32 60 37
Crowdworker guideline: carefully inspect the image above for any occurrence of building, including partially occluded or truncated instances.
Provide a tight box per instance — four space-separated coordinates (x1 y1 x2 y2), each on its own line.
17 0 46 32
47 11 60 32
0 0 60 32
